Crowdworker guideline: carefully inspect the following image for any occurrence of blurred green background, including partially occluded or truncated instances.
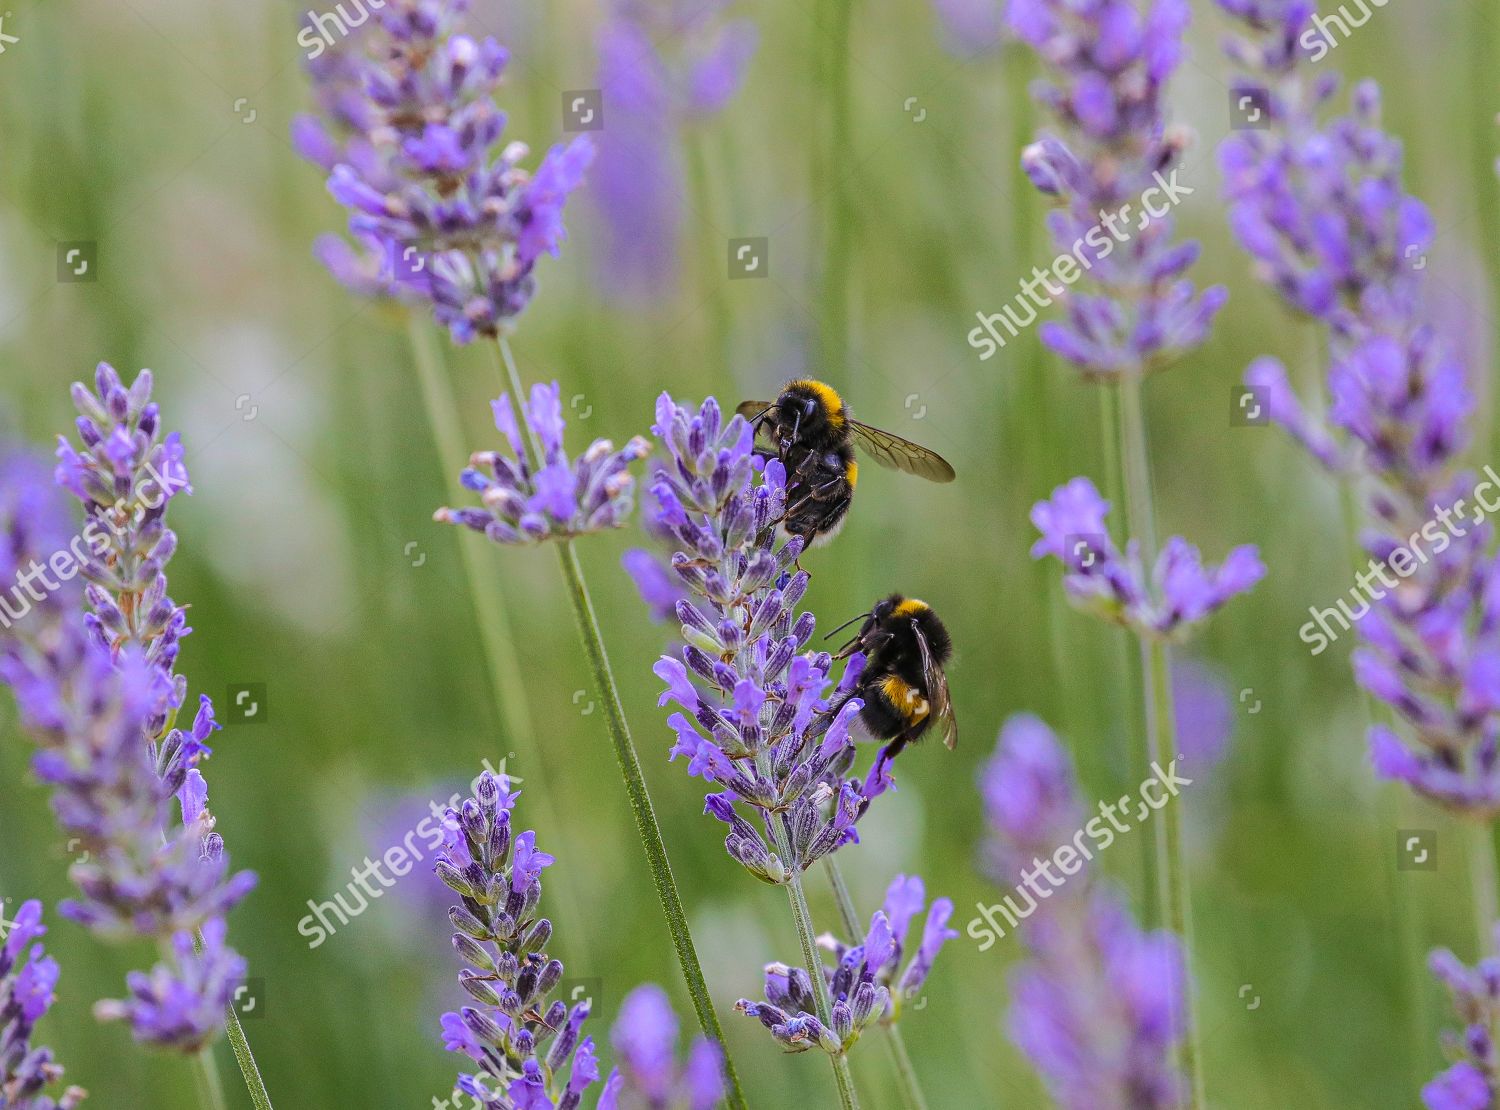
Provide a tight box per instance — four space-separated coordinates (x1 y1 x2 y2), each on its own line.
0 0 1496 1106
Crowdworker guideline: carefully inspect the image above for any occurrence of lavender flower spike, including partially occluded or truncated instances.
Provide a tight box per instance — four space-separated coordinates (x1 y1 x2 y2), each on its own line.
1 369 255 1055
1009 0 1226 377
436 381 651 545
644 394 890 882
597 984 726 1110
982 715 1187 1109
0 901 87 1109
434 771 600 1109
1216 2 1497 820
299 0 595 341
1426 937 1500 1110
590 1 758 301
737 874 955 1057
1031 476 1264 640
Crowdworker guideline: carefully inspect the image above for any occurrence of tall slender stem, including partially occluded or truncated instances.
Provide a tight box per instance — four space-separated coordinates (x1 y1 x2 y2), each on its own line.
1471 823 1499 954
785 863 860 1110
818 0 855 378
1145 635 1205 1110
684 135 733 374
194 1047 228 1110
220 1003 273 1110
493 336 749 1110
823 859 929 1110
406 316 589 942
1116 373 1205 1109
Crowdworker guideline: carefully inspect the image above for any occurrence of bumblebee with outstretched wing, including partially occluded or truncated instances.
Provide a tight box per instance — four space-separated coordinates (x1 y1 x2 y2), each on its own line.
735 380 955 552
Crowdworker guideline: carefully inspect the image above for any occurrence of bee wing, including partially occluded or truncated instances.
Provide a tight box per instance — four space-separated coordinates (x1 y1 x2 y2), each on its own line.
848 421 956 483
914 622 957 750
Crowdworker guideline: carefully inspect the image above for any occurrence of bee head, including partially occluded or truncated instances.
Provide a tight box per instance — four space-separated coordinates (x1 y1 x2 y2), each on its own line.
774 380 846 450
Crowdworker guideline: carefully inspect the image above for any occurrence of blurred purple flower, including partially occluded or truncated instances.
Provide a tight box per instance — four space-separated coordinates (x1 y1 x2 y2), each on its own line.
1171 660 1233 771
930 0 1004 56
437 382 650 546
589 3 757 302
599 984 725 1110
981 715 1187 1108
1011 0 1226 378
1426 941 1500 1108
622 548 687 622
296 1 595 340
1 368 255 1053
1218 3 1500 821
1031 476 1264 639
0 901 87 1109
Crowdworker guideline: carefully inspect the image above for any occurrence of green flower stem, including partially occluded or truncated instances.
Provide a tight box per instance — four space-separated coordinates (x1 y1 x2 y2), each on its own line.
220 1003 273 1110
193 1046 227 1110
1471 823 1500 954
817 0 856 377
179 929 269 1110
1117 373 1205 1110
405 316 591 942
785 860 860 1110
493 336 749 1110
1145 635 1204 1110
823 859 929 1110
747 756 855 1108
684 135 733 374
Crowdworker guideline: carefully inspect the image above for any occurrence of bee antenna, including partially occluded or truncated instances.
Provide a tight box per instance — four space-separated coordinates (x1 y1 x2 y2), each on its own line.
749 405 775 426
823 611 871 640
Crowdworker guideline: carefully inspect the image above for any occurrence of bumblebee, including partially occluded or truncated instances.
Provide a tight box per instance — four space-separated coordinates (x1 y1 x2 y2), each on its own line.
829 593 957 771
735 380 955 550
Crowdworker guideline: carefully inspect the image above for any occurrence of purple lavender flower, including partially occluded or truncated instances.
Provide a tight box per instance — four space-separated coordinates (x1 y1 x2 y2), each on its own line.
981 715 1187 1108
1217 3 1497 818
0 901 87 1109
93 918 246 1053
434 771 599 1109
737 874 955 1056
622 548 688 623
0 367 255 1053
930 0 1005 56
644 394 890 882
1030 476 1264 639
1425 941 1500 1108
590 2 758 301
1010 0 1226 378
597 984 725 1110
298 0 594 341
435 382 650 545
